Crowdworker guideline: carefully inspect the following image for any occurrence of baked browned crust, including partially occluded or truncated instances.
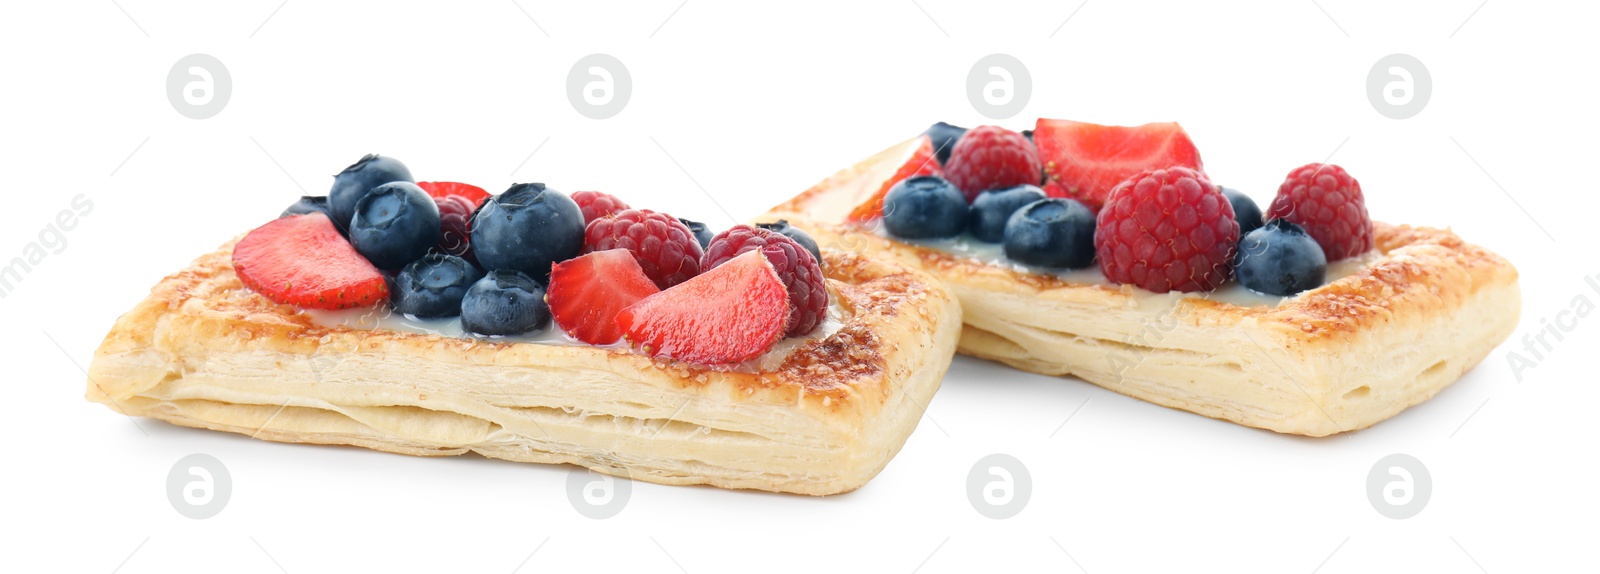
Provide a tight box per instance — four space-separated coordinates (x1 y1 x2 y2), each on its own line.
765 137 1522 436
86 239 962 494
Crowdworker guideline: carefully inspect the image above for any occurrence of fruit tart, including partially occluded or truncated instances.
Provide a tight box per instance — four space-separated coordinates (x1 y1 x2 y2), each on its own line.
85 155 961 495
765 119 1521 437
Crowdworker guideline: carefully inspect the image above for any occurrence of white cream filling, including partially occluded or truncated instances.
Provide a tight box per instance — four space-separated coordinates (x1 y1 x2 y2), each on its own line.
874 225 1379 308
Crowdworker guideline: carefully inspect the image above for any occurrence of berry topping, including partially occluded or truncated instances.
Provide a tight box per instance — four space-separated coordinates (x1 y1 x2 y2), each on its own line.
572 191 632 224
925 121 967 166
702 225 827 337
416 181 490 206
968 184 1046 243
433 194 478 264
1221 187 1265 236
470 183 586 280
583 209 704 289
392 254 484 318
548 249 661 345
349 182 441 270
1266 163 1374 261
231 213 388 310
756 220 822 267
942 125 1042 201
679 218 713 250
617 250 790 364
329 154 414 232
1004 198 1097 269
882 175 968 239
281 196 333 220
1034 119 1203 211
1235 220 1327 297
1094 167 1239 293
460 269 550 337
845 135 943 222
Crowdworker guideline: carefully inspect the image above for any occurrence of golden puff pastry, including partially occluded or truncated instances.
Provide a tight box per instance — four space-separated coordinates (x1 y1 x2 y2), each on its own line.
763 138 1521 437
85 240 961 495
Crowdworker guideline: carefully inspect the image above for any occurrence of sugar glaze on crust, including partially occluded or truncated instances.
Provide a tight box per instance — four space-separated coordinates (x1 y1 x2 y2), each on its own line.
86 240 963 495
766 137 1522 436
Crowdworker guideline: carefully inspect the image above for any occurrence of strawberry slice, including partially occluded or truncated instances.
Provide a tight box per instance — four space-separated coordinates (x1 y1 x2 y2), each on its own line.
845 135 943 222
417 181 491 206
232 213 388 309
1034 119 1204 211
616 250 789 364
548 249 661 345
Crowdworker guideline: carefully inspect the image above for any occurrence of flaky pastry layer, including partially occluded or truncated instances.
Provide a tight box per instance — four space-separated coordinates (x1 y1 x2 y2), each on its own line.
764 138 1521 436
86 242 961 495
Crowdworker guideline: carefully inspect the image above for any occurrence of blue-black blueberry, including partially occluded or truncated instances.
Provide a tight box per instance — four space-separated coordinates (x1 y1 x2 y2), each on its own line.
460 269 550 336
349 182 440 270
328 154 414 232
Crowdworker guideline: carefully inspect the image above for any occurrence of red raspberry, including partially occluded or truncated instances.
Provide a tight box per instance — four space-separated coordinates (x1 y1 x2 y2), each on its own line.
572 190 631 224
1266 163 1373 261
434 195 479 265
942 125 1042 201
584 209 703 289
701 225 827 337
1095 167 1239 293
417 181 491 205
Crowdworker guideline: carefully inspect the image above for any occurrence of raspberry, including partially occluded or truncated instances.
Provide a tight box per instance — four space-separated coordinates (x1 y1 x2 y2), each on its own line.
572 190 631 224
417 181 491 205
584 209 703 289
1266 163 1373 261
701 225 827 337
942 125 1042 201
1094 167 1239 293
434 195 478 265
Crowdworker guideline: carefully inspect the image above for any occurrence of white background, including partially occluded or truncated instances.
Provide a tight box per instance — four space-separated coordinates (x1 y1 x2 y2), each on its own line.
2 1 1595 572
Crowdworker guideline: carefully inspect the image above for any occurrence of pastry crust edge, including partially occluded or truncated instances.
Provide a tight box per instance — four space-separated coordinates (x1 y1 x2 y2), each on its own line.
763 138 1522 436
85 241 962 495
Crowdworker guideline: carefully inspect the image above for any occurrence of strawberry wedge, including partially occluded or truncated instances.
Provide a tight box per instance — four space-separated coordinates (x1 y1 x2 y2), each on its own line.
1034 119 1204 211
845 135 943 222
231 213 388 310
616 250 790 364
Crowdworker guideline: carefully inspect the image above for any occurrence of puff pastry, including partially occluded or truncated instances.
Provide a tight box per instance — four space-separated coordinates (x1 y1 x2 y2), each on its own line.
85 239 961 495
764 138 1521 437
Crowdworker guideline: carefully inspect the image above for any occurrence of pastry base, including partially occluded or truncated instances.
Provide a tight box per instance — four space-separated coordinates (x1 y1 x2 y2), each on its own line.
86 241 961 495
764 138 1521 437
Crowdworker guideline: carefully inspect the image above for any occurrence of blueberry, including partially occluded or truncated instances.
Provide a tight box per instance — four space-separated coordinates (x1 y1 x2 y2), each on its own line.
1003 198 1096 269
1221 187 1265 236
882 175 967 240
925 122 967 166
1235 219 1327 296
281 196 332 220
1021 129 1034 143
391 254 484 318
757 219 822 264
470 183 585 280
329 154 414 232
968 184 1047 243
460 269 550 336
349 182 440 270
679 218 714 250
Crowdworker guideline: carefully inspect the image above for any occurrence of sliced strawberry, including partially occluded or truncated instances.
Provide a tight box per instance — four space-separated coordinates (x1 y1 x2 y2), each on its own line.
845 135 943 222
1033 119 1204 211
548 249 661 345
616 250 789 365
417 181 491 206
232 213 388 310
